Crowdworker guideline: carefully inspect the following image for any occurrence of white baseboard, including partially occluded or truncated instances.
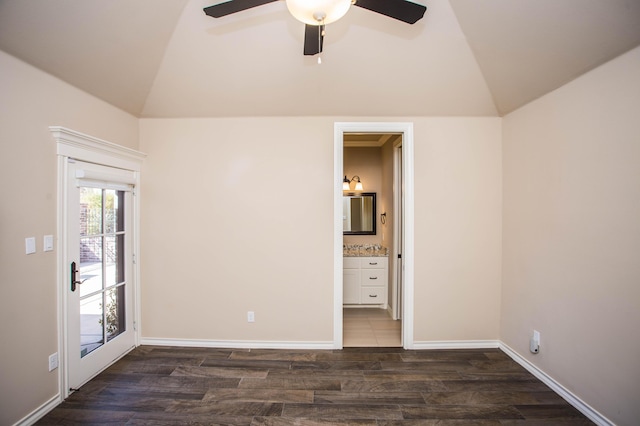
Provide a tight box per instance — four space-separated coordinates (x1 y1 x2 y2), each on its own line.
14 394 61 426
140 337 335 350
412 340 500 350
143 338 501 352
499 342 614 426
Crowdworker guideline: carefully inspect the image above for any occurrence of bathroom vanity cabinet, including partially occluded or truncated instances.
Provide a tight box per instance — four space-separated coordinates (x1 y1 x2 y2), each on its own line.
343 256 388 307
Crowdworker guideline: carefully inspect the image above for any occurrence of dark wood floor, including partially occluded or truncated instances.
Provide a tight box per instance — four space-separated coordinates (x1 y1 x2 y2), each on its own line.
37 346 594 425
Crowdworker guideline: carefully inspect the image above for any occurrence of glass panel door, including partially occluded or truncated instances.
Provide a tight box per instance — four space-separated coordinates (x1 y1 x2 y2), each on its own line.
67 160 135 390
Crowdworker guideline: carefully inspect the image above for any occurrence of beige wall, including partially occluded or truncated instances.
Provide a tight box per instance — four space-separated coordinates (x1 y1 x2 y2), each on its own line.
139 117 502 345
139 118 336 342
413 118 503 342
0 51 139 424
502 46 640 425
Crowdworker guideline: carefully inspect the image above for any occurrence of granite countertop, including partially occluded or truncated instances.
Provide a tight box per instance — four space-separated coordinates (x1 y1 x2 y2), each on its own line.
343 244 389 257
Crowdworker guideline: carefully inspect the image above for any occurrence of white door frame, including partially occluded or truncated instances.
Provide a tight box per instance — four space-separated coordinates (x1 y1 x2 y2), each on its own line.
333 122 415 349
51 127 146 398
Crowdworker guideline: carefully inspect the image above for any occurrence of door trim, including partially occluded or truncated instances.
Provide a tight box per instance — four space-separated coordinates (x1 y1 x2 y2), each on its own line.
51 127 146 398
333 122 415 349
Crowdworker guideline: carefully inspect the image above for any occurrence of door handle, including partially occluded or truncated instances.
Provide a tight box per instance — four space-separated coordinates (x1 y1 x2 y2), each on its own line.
70 261 86 292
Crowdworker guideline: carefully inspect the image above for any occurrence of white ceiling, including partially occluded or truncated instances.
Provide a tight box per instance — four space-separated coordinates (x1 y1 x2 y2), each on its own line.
1 0 639 117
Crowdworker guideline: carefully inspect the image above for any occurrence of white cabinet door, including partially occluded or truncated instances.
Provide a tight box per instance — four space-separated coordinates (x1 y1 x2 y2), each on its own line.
343 268 361 304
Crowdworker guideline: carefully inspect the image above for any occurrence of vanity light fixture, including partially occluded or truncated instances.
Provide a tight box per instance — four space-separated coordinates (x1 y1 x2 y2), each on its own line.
343 175 363 191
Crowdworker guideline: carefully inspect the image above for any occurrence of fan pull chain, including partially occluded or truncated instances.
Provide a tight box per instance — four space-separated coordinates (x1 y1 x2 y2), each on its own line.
318 31 321 64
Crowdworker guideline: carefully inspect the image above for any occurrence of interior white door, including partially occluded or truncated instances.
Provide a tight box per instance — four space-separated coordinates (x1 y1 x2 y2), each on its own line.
66 159 136 390
392 143 404 321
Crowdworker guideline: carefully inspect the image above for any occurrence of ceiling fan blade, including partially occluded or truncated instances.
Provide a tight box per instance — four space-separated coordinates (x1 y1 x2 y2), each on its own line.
304 24 324 56
354 0 426 24
203 0 278 18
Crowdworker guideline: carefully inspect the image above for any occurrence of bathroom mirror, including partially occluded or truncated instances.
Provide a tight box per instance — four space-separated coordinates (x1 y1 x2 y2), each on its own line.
343 192 376 235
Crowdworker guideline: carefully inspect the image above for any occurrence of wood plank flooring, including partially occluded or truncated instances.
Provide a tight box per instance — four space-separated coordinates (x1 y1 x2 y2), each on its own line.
37 346 594 425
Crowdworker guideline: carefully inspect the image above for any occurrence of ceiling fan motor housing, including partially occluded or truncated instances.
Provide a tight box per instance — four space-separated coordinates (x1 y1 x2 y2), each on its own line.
286 0 352 25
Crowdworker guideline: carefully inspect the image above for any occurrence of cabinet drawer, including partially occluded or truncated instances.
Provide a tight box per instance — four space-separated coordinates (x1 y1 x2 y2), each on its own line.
361 287 385 304
361 269 387 285
343 257 360 269
361 257 388 269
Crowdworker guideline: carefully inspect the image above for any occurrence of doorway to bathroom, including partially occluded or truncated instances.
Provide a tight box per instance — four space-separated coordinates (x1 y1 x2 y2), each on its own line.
333 122 415 349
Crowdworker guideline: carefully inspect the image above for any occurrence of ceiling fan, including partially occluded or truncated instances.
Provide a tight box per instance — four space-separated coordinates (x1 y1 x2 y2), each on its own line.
203 0 427 57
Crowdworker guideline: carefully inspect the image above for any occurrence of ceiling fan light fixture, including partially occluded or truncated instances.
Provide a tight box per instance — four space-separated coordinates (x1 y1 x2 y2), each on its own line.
286 0 352 25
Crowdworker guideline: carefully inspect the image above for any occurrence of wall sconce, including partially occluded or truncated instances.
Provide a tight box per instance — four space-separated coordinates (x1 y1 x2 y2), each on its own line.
343 175 363 191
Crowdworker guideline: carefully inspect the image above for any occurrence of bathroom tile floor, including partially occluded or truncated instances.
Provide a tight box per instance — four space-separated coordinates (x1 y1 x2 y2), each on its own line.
343 307 402 347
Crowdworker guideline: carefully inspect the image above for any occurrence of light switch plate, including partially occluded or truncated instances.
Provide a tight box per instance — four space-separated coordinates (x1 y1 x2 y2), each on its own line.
44 235 54 252
25 237 36 254
48 352 59 371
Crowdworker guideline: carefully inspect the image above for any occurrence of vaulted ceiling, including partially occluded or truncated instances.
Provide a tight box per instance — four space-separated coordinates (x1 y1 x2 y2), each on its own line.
1 0 639 117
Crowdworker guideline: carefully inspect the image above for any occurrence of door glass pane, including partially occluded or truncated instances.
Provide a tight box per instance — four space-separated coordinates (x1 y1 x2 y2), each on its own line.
105 235 118 287
80 237 103 297
104 190 124 233
106 286 125 342
115 234 124 283
115 191 124 232
80 293 104 357
80 187 102 236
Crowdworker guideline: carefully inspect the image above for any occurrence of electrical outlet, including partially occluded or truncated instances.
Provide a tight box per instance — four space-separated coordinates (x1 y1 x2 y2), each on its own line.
48 353 59 371
530 330 541 354
247 311 255 323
